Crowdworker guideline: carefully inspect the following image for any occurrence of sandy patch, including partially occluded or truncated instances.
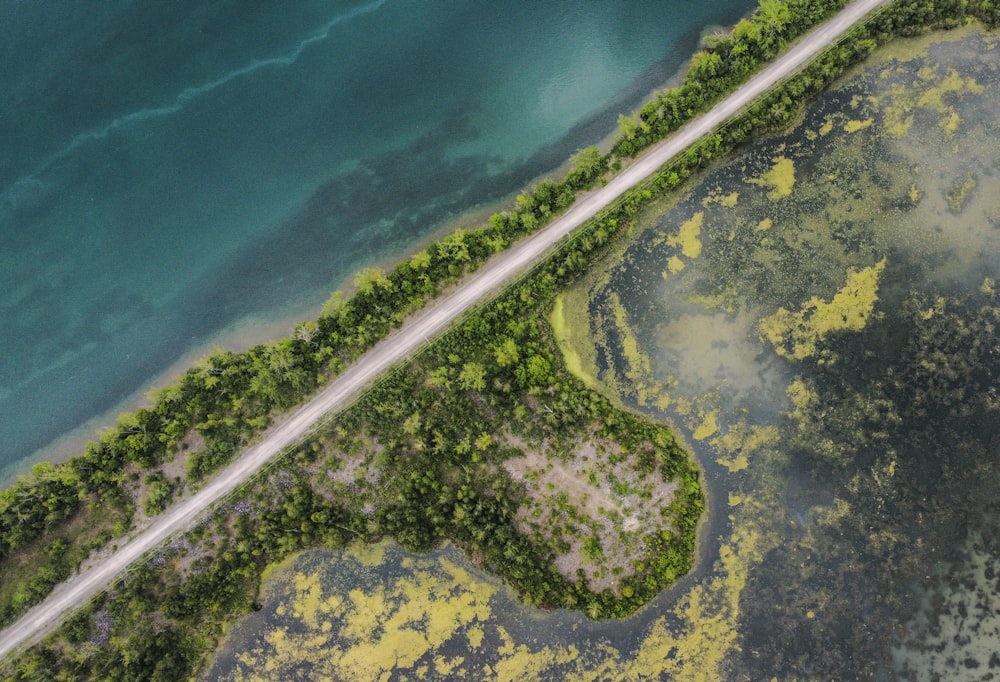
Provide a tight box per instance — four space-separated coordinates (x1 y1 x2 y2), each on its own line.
504 437 676 593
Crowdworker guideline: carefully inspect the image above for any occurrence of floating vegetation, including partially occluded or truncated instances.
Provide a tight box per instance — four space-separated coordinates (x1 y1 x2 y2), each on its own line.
210 28 1000 681
757 258 887 361
208 534 778 681
893 506 1000 679
945 170 977 213
667 212 705 259
702 190 740 208
559 26 1000 679
843 117 874 132
210 543 498 681
747 156 796 200
549 293 599 390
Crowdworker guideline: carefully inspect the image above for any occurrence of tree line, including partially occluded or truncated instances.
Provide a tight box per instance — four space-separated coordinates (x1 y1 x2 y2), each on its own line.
4 1 1000 677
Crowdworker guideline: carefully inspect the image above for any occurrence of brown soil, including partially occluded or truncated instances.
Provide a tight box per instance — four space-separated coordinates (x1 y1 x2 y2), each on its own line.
503 436 677 593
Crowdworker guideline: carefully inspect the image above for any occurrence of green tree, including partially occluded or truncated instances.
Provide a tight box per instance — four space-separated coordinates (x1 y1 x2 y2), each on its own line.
354 267 392 295
567 146 605 188
618 113 638 140
758 0 791 39
494 338 520 368
440 230 470 263
458 362 487 391
525 355 552 386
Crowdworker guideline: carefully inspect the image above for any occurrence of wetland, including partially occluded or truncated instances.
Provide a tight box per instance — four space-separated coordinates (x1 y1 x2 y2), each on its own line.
211 26 1000 680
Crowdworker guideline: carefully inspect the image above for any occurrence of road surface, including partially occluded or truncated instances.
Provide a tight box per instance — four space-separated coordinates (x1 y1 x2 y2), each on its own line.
0 0 889 661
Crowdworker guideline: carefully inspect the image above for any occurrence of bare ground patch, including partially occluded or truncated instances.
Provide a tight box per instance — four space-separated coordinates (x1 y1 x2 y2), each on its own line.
301 430 386 517
503 437 677 593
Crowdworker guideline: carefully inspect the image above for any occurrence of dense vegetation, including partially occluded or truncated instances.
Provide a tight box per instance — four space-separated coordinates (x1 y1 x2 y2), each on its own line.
5 0 1000 678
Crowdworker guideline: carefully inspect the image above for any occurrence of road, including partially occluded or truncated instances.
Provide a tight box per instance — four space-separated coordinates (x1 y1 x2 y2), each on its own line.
0 0 889 661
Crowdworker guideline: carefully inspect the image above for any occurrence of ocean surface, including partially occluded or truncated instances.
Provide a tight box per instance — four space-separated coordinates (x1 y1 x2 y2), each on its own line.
0 0 755 480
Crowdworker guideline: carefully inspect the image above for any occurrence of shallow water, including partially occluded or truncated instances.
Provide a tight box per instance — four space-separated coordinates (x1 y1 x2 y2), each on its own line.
205 26 1000 681
576 26 1000 678
0 0 756 480
203 20 1000 682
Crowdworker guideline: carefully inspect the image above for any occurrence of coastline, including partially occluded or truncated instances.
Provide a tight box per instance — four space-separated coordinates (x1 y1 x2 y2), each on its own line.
1 0 952 668
2 14 746 489
0 194 509 489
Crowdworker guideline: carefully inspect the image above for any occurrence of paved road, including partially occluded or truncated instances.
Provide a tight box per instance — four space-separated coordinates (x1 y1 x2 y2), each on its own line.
0 0 889 661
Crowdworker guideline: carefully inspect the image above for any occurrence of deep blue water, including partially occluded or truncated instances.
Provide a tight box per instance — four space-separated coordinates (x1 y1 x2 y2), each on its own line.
0 0 754 479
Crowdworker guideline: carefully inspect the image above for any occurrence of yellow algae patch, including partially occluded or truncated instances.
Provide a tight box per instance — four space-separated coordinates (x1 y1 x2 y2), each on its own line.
712 422 779 474
667 255 686 274
728 493 743 507
347 540 386 567
916 68 984 110
666 212 704 259
492 628 581 682
702 191 739 208
340 559 495 678
340 588 389 641
756 218 772 232
467 625 485 649
981 277 996 296
612 296 644 376
291 570 341 630
719 192 739 208
786 377 819 423
684 288 739 314
608 292 655 404
945 171 977 213
759 259 887 361
623 519 766 681
749 157 795 200
843 118 873 133
655 392 673 410
908 184 922 204
435 655 465 675
226 548 497 681
917 296 948 322
692 410 719 441
884 105 914 138
876 62 985 140
550 294 599 390
940 109 961 138
672 395 693 416
718 452 748 473
818 118 835 136
812 497 852 527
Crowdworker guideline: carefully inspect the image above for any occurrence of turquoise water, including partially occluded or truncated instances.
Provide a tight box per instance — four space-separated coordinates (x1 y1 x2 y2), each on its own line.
0 0 754 478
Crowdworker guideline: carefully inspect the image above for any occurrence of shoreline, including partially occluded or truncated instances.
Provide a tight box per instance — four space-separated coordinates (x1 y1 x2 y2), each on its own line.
0 0 911 667
1 29 725 488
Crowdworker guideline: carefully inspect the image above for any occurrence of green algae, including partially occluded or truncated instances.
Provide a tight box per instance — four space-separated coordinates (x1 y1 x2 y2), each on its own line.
758 258 887 361
553 25 1000 680
549 293 599 390
748 156 795 200
208 27 1000 682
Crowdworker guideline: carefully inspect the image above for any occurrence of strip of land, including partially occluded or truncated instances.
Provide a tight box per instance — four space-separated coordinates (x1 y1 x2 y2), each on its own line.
0 0 889 661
